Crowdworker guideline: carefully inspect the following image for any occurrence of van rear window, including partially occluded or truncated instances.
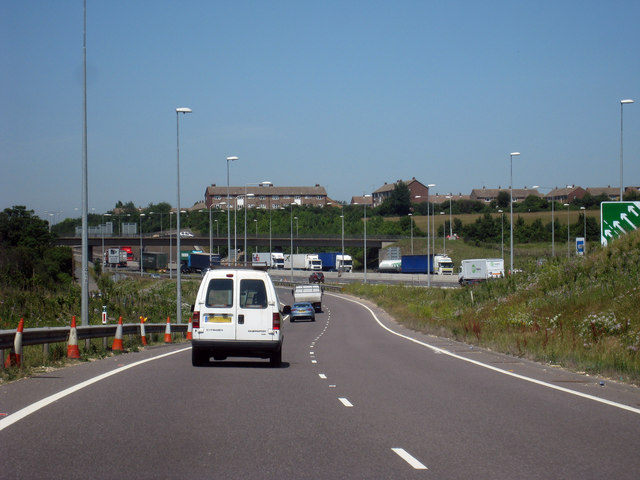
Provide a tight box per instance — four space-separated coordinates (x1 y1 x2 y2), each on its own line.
206 279 233 307
240 279 267 309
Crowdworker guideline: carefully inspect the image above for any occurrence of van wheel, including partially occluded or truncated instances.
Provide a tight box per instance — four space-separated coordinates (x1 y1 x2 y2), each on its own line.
270 349 282 367
192 348 207 367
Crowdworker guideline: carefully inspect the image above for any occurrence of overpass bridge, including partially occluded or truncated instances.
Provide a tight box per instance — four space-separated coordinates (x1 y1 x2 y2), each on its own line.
55 234 405 259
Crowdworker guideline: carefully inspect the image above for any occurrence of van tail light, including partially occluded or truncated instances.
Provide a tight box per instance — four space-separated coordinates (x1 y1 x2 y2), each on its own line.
192 311 200 329
272 312 281 330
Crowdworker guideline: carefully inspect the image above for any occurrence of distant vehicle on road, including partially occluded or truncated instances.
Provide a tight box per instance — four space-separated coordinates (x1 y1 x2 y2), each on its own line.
290 302 315 322
180 231 194 237
309 272 325 283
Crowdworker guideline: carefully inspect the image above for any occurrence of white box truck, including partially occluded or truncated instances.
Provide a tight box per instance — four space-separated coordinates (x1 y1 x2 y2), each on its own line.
458 259 489 285
252 252 285 269
284 253 323 271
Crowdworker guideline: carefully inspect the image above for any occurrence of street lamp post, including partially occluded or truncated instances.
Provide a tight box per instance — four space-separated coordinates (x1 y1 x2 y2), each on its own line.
175 107 192 324
426 184 436 287
498 210 504 260
226 156 238 265
620 99 634 200
580 206 587 254
408 213 413 254
509 152 521 275
294 216 299 254
139 213 145 276
244 193 255 266
254 218 258 255
290 203 295 284
169 211 173 279
564 203 570 258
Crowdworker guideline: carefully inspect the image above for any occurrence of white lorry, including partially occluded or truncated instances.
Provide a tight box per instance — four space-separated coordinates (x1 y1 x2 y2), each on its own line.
284 253 323 271
458 258 505 285
252 252 285 269
293 284 323 312
486 258 505 278
105 248 127 267
434 254 455 275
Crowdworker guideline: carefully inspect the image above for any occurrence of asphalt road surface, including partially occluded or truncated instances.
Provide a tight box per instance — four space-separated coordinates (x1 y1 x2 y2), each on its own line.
1 290 639 479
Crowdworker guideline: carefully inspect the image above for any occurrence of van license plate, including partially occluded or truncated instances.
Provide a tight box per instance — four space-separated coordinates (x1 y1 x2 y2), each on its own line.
206 315 231 323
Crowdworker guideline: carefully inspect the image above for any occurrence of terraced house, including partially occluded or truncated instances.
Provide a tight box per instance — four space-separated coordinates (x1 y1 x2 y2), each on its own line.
204 183 331 210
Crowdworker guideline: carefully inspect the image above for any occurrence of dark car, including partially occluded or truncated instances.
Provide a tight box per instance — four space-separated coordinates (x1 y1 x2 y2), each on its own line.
309 272 325 283
290 302 315 322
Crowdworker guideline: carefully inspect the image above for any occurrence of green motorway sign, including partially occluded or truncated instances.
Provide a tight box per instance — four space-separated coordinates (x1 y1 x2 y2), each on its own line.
600 201 640 246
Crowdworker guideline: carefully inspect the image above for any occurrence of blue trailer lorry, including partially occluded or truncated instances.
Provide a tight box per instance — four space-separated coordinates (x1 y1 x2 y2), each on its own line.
317 252 353 272
181 252 220 274
401 254 434 274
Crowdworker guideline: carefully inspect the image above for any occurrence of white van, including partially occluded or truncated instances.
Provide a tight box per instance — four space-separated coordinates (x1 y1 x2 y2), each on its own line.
191 268 290 367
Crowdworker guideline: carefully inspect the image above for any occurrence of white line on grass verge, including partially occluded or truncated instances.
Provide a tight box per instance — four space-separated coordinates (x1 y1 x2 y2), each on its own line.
0 347 192 432
328 293 640 416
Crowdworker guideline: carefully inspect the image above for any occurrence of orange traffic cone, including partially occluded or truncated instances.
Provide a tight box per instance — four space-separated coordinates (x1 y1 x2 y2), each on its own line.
4 318 24 368
186 317 193 340
140 316 148 346
164 316 172 344
67 316 81 359
112 316 124 351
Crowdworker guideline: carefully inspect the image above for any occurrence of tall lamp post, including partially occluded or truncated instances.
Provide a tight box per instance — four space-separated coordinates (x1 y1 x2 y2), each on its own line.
408 213 413 254
290 203 295 284
498 210 504 260
139 213 145 276
509 152 521 275
580 206 586 254
226 156 238 265
175 107 191 324
564 203 570 258
244 193 255 266
620 99 634 200
426 184 436 287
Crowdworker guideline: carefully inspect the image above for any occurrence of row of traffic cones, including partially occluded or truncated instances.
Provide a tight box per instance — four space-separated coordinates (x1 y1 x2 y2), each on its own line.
3 316 194 368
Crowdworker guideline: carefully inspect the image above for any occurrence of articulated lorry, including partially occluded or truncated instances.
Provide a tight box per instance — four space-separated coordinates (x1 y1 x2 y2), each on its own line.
105 248 128 267
252 252 285 269
400 255 434 274
284 253 323 270
182 252 220 274
317 252 352 272
434 254 455 275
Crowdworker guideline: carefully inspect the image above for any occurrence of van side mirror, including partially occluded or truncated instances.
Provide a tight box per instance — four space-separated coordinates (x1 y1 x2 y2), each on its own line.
282 305 291 315
190 304 195 313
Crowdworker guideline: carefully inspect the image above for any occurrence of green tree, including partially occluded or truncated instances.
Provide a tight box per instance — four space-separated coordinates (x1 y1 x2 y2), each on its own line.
376 183 412 216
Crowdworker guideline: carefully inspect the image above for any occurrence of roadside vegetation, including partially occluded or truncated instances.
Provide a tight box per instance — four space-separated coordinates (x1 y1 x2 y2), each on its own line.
345 228 640 385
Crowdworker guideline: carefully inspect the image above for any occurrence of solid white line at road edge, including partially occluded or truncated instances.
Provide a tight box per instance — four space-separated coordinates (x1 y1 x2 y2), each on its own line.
331 293 640 416
0 347 192 432
391 448 428 470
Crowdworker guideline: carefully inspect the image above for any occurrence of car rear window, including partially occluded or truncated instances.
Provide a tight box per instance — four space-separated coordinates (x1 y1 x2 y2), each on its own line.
206 278 233 307
240 279 267 309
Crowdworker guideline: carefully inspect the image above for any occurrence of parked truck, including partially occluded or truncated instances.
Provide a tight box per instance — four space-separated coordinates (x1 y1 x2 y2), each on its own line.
317 252 353 272
458 258 504 285
284 253 323 270
434 254 455 275
292 284 323 312
401 255 434 274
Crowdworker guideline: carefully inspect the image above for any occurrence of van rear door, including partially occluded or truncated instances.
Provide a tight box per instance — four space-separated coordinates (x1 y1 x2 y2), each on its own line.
235 277 275 342
201 276 236 340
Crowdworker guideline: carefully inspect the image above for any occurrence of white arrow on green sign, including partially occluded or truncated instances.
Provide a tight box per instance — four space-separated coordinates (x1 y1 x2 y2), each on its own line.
600 201 640 246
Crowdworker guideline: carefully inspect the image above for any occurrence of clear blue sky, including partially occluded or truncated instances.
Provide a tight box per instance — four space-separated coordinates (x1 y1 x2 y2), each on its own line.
2 0 639 221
